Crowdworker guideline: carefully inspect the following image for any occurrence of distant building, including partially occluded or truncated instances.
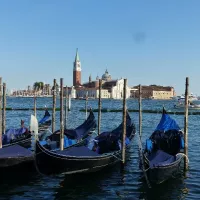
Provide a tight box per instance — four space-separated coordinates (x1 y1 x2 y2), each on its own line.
130 88 138 98
102 69 112 81
70 49 130 99
102 78 130 99
76 71 130 99
131 85 175 99
64 86 76 99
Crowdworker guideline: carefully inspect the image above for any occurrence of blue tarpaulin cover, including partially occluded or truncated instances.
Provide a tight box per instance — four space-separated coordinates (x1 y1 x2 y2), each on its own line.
148 150 176 168
3 127 28 145
0 144 32 158
155 111 180 132
64 135 76 148
39 110 50 124
145 108 184 153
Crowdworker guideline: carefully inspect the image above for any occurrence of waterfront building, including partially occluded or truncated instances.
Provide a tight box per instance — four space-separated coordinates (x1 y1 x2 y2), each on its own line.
131 85 175 99
76 87 111 99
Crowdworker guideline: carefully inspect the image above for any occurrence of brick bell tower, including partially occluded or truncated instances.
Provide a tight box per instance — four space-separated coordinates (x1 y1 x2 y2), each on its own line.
73 48 81 87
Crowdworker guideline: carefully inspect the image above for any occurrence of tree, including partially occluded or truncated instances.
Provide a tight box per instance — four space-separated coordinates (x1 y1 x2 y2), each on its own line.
51 83 59 95
33 82 44 91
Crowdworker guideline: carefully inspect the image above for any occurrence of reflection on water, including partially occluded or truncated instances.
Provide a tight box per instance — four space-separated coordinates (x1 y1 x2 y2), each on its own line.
0 98 199 199
138 174 188 200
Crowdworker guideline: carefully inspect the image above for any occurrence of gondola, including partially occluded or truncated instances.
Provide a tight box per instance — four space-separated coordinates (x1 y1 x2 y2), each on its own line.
0 144 34 175
40 109 97 150
0 110 96 174
0 114 38 174
2 110 51 148
142 108 186 184
38 109 52 132
34 111 136 175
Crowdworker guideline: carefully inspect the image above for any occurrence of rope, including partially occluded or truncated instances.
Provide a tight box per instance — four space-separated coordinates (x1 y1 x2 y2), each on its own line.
111 153 123 162
145 167 150 172
137 133 151 188
176 153 189 164
89 130 98 135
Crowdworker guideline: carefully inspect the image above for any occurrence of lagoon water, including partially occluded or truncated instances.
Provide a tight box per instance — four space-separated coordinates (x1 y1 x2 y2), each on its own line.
0 97 199 200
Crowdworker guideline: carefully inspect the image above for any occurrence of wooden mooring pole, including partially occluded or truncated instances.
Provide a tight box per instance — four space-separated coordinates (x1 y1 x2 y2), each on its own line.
2 83 6 134
139 85 142 138
68 94 71 111
98 79 102 136
52 79 56 133
121 79 127 165
65 85 68 130
0 77 2 148
85 91 88 120
138 84 151 188
60 78 64 151
184 77 189 170
34 92 37 117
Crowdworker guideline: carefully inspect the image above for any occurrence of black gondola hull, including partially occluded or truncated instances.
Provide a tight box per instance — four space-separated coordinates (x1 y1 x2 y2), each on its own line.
0 144 35 175
36 151 115 175
0 159 35 177
0 156 33 168
35 111 135 175
144 155 183 184
35 132 135 175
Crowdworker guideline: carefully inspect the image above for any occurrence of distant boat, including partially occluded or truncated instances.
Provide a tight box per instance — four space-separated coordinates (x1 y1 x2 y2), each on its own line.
174 101 200 109
173 93 198 101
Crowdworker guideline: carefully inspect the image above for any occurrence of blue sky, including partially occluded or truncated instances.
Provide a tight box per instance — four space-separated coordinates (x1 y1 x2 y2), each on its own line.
0 0 199 95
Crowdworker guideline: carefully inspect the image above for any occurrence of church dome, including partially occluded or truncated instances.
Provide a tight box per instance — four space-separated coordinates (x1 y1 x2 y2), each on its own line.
102 69 111 81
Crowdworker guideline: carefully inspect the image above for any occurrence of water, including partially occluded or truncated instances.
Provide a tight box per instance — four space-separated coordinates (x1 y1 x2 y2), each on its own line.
0 97 199 200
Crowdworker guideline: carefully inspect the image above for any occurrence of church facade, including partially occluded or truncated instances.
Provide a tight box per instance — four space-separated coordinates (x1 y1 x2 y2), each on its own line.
71 49 131 99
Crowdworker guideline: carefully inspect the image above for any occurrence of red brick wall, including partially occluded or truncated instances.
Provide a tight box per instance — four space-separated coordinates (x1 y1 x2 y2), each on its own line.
73 70 81 86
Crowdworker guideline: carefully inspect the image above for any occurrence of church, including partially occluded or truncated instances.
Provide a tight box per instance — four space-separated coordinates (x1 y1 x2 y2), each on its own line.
70 49 130 99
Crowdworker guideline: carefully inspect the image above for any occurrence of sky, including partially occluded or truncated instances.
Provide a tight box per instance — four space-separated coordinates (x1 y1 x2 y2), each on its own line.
0 0 200 95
